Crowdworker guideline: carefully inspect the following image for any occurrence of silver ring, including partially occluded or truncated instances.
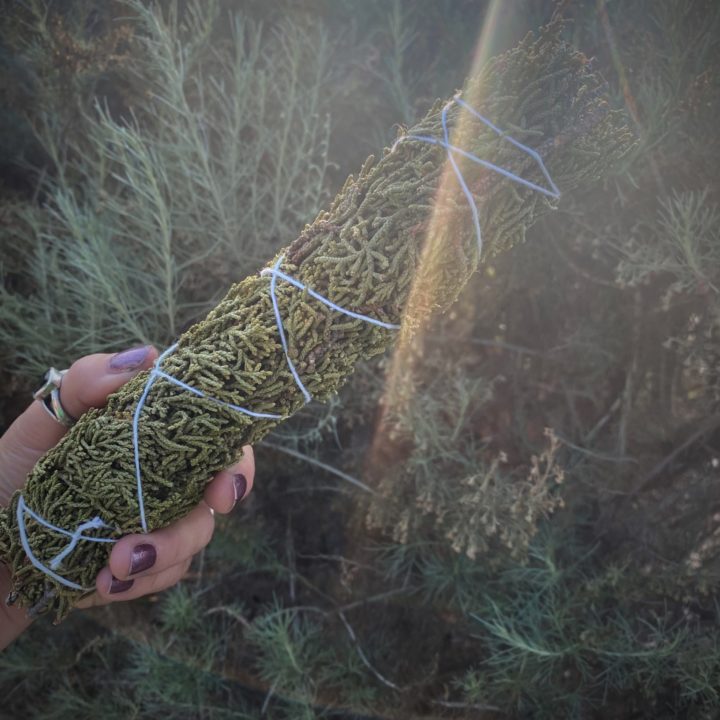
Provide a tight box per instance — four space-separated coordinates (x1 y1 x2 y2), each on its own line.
33 367 77 427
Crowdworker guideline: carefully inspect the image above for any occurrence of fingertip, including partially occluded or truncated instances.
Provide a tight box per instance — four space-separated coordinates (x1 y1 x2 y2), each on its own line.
108 533 142 580
236 445 255 496
109 504 214 583
61 345 159 420
198 502 216 545
106 344 158 375
203 472 232 514
139 345 159 370
96 565 135 598
204 453 254 515
95 566 114 599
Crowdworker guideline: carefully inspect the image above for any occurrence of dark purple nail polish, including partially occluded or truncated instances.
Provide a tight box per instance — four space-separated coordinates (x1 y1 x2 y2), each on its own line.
108 345 150 373
109 577 134 594
233 473 248 504
129 543 156 575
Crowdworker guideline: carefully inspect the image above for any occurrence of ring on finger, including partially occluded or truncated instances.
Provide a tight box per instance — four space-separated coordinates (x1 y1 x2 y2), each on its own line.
33 367 77 427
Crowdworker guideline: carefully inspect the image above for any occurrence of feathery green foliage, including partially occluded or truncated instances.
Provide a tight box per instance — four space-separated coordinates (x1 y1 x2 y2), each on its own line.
0 0 332 376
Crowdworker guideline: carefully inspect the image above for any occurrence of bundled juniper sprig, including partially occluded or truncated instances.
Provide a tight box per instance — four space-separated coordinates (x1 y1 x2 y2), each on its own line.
0 23 633 621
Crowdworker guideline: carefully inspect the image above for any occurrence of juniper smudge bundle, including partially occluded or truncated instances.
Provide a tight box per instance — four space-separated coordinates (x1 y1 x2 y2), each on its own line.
0 23 633 621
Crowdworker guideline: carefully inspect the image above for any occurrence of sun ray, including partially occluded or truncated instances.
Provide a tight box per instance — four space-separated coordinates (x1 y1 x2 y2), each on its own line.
366 0 508 479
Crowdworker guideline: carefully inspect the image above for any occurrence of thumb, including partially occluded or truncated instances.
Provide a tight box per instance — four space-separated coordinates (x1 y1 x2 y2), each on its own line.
0 345 158 503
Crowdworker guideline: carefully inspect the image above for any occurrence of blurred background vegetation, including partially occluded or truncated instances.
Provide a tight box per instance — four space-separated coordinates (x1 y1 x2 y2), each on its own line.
0 0 719 718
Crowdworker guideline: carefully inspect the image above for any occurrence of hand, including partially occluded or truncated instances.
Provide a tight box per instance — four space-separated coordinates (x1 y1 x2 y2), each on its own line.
0 345 254 649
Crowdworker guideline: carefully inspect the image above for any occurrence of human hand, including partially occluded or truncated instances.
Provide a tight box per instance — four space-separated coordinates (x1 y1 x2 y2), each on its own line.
0 345 254 648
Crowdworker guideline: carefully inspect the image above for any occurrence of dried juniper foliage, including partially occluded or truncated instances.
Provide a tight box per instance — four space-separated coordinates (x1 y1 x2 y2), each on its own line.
0 20 632 621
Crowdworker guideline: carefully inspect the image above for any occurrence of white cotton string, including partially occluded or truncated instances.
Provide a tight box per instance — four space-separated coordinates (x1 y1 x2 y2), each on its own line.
16 497 97 591
394 94 561 256
153 369 283 419
16 96 560 590
48 517 111 570
260 264 401 331
265 255 314 404
260 255 402 404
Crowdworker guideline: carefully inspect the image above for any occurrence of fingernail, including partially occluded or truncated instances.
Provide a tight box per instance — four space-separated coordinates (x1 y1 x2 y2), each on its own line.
109 577 134 594
108 345 151 373
129 543 156 575
233 473 248 505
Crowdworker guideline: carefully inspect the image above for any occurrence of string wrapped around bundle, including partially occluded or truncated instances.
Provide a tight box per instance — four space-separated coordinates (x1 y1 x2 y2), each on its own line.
0 23 634 621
